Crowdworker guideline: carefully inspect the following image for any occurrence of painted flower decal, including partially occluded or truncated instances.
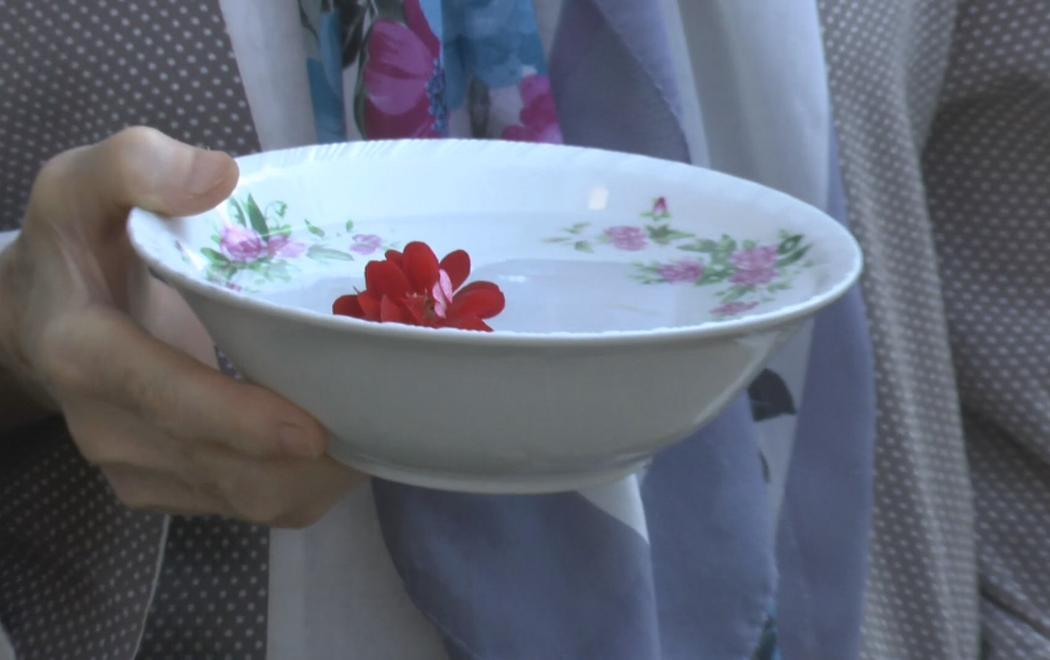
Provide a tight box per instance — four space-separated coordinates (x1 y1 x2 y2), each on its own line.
604 226 648 251
653 197 669 217
333 241 505 331
658 259 704 284
219 223 305 263
712 301 760 318
350 234 383 255
502 75 563 143
219 224 266 263
730 246 778 285
359 0 447 138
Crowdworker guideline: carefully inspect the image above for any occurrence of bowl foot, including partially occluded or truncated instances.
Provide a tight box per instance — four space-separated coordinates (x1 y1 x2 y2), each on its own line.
328 444 649 494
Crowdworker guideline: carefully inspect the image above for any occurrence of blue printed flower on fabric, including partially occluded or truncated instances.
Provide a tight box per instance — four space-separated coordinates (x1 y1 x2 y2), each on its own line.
442 0 548 109
303 4 349 142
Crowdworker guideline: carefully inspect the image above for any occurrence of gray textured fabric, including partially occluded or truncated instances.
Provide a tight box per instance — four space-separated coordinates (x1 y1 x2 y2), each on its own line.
0 421 165 660
0 0 259 229
0 1 268 658
818 1 981 658
823 0 1050 658
923 1 1050 657
0 624 13 660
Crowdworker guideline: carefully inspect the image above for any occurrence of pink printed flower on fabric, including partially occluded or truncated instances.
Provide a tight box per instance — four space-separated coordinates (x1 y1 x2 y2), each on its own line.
501 75 563 144
658 259 704 283
361 0 447 138
604 226 648 251
730 246 778 285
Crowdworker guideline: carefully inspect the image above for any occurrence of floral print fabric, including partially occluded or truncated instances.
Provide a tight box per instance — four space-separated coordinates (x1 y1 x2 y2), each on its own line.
298 0 562 143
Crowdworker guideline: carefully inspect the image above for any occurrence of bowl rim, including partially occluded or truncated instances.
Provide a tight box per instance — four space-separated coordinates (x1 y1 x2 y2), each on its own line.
129 139 863 348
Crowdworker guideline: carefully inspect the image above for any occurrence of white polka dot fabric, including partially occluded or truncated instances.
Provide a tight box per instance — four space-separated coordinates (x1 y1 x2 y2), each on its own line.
0 1 270 658
818 1 981 658
924 1 1050 657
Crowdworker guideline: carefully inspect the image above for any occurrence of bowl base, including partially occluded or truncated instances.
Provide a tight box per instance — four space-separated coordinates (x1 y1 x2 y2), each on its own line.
328 444 648 494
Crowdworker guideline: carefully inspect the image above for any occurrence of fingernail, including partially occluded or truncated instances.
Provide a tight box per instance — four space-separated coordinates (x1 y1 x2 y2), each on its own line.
185 149 233 196
278 423 323 458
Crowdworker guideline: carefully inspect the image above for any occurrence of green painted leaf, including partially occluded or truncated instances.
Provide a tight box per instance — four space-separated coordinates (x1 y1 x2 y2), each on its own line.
778 234 803 255
777 245 810 268
245 195 269 237
345 219 355 232
305 219 326 238
307 245 355 261
567 222 591 235
718 235 739 255
201 248 230 266
543 237 571 244
679 238 718 253
574 241 594 253
266 201 288 219
721 286 752 303
698 269 732 285
229 199 248 228
646 225 694 245
743 239 758 250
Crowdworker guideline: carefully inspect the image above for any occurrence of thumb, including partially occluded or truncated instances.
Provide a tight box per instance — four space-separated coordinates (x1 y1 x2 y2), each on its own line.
29 126 238 234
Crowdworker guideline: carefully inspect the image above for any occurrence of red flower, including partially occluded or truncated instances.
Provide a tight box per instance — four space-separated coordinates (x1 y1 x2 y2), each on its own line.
332 241 505 332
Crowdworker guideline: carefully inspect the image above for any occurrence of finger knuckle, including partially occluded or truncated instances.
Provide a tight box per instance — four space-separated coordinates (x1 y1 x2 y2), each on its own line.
32 152 79 199
108 126 166 157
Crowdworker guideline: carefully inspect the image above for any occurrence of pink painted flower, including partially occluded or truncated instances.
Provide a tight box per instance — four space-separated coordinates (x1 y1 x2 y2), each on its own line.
604 226 648 251
502 75 563 144
220 225 267 263
361 0 446 138
266 235 306 259
219 225 305 263
730 246 778 285
658 259 704 283
712 301 759 317
351 234 383 255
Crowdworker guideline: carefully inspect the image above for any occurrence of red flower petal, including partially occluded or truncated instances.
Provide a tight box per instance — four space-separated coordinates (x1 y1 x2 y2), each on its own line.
445 315 493 332
332 295 364 318
402 241 441 292
380 295 409 324
448 281 505 320
440 249 471 290
401 295 429 324
365 259 411 299
356 291 382 321
385 250 403 267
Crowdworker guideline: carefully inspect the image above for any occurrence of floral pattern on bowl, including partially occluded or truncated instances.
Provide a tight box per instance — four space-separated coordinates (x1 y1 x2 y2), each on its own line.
543 198 814 318
183 194 394 292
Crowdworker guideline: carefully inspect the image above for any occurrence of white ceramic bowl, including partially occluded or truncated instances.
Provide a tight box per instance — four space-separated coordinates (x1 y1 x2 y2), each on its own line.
129 140 861 493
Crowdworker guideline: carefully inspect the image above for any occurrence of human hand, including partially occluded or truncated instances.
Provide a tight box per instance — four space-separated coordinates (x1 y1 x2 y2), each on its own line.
0 127 361 527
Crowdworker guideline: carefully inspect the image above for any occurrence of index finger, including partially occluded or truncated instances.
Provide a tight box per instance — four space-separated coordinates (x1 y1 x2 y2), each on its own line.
52 306 327 460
